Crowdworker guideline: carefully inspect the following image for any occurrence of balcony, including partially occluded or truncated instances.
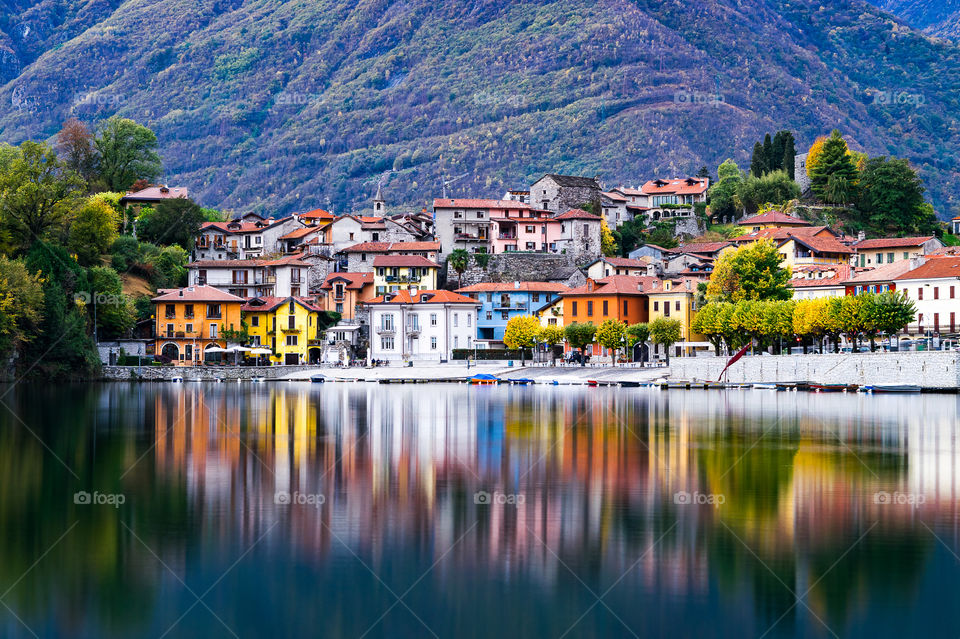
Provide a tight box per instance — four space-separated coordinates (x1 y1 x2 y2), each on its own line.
497 234 517 240
281 325 301 333
376 326 395 335
196 277 207 285
255 275 277 285
455 234 489 242
406 325 420 337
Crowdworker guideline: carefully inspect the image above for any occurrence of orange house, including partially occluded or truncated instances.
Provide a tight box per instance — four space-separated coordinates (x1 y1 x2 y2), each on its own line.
317 272 376 319
560 276 656 355
153 286 245 366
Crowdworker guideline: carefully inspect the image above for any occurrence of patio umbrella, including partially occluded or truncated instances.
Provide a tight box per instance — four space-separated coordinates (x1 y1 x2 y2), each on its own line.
204 346 227 353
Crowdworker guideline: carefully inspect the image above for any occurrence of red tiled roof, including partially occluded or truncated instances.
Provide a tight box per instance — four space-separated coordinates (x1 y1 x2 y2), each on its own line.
640 177 708 196
844 261 920 284
298 208 334 219
929 246 960 256
895 257 960 280
670 241 733 255
342 241 440 253
319 272 374 290
789 265 852 288
241 296 322 313
456 282 570 293
853 236 936 250
279 225 323 240
368 290 479 304
730 226 833 243
738 211 811 226
152 286 244 303
596 257 650 268
433 198 531 209
121 186 188 201
563 275 661 296
789 235 854 255
554 208 601 221
372 255 439 268
601 191 629 202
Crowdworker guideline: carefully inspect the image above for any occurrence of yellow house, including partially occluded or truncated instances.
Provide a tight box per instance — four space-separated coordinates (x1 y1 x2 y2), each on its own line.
153 286 245 366
373 255 439 295
241 296 324 365
646 278 709 358
729 227 852 268
534 296 564 328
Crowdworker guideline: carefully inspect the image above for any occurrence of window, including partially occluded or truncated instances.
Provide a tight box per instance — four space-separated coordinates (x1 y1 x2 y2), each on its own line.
918 288 924 300
166 323 174 337
623 300 628 316
251 316 259 327
602 300 608 316
288 315 296 330
209 324 218 339
572 301 577 316
525 225 536 233
286 335 298 346
454 336 459 348
664 303 670 317
525 242 536 250
653 301 659 311
548 318 557 326
206 304 222 319
409 313 419 330
501 311 508 320
903 252 909 260
377 268 385 276
431 313 438 326
454 313 459 327
876 254 883 265
185 323 193 335
232 270 248 284
381 336 394 350
467 314 472 327
361 253 367 261
675 301 681 311
486 311 492 320
952 286 956 299
532 294 540 303
587 301 593 316
486 293 493 302
887 252 895 263
934 313 940 332
431 336 437 349
372 233 379 241
336 303 343 313
382 314 394 331
184 304 194 319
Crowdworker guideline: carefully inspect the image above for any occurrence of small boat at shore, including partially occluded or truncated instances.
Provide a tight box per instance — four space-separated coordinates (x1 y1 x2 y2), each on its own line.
251 376 266 383
619 381 641 388
810 383 858 392
864 384 922 393
469 374 499 385
170 376 183 383
310 374 326 383
510 378 535 385
752 383 779 390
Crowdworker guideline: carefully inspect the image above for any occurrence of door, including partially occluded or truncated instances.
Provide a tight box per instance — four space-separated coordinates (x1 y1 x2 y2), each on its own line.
284 353 299 365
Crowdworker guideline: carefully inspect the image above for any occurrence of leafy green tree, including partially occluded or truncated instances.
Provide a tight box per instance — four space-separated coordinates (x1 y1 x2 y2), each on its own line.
750 142 767 177
625 322 650 363
136 198 206 250
706 239 791 303
810 130 858 203
110 235 141 273
736 171 801 214
862 291 915 349
0 141 85 251
69 198 120 266
762 133 773 171
446 249 470 288
595 318 626 365
824 174 853 205
55 118 98 186
856 156 937 236
709 159 744 221
537 324 565 365
691 303 724 355
503 315 539 366
650 317 682 364
87 266 135 340
782 132 796 179
151 245 188 288
564 322 596 366
94 116 163 192
0 256 44 357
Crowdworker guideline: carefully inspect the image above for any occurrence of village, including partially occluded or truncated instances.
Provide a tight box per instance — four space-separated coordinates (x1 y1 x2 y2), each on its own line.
109 158 960 371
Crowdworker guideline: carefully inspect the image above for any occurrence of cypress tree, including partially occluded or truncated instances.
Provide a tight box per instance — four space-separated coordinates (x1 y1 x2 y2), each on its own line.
750 142 767 177
771 131 786 171
762 134 774 173
783 133 796 180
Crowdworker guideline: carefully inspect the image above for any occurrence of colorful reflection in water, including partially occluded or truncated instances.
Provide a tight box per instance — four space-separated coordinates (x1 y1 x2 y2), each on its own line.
1 383 959 638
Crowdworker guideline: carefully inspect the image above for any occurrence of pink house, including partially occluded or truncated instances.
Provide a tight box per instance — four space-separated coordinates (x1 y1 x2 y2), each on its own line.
490 208 564 254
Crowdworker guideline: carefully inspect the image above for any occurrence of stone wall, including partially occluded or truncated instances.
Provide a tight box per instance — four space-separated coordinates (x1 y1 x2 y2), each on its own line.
458 253 582 287
671 351 960 388
673 216 705 238
102 364 321 381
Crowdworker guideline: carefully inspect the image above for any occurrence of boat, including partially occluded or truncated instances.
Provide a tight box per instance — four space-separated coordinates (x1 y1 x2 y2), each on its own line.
215 377 225 383
251 376 266 383
587 380 599 387
190 377 203 383
864 384 922 393
469 374 500 385
752 383 779 390
510 378 535 385
810 383 858 392
688 381 706 389
619 381 641 388
310 374 326 383
170 376 184 383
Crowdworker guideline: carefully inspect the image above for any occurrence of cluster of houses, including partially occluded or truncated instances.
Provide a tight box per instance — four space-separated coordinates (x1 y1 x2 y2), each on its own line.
134 176 959 367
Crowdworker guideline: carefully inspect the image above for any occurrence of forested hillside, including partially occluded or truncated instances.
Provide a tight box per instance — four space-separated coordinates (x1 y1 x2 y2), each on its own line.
1 0 959 218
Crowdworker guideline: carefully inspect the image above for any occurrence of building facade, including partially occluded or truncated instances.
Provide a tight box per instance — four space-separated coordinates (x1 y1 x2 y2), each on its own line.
152 286 244 366
366 290 480 362
241 296 324 365
456 282 569 345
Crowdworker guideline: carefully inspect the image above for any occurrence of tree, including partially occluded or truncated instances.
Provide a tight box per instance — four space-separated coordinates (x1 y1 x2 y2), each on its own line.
809 130 858 203
771 131 787 172
537 324 565 365
750 142 767 177
86 266 136 340
691 303 724 355
564 322 596 366
502 315 540 366
706 239 792 303
650 317 682 364
55 118 98 185
69 198 120 265
0 256 44 357
708 159 744 221
94 116 163 192
805 135 828 178
783 132 796 179
863 291 915 349
600 218 618 256
626 322 650 363
736 171 801 215
856 156 937 236
762 133 774 172
0 141 85 251
136 198 206 250
446 249 470 288
595 318 626 365
824 174 853 206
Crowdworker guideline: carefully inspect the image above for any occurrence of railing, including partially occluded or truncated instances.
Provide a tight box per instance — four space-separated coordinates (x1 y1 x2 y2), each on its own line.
377 326 395 335
255 276 277 284
196 277 207 285
406 325 420 336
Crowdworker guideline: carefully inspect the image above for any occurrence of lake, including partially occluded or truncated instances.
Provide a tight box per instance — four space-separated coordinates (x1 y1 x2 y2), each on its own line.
1 382 959 638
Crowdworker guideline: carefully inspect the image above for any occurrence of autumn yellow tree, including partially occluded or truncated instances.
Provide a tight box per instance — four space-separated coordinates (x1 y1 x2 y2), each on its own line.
537 324 565 365
600 218 618 256
706 239 791 303
503 315 540 366
595 318 626 365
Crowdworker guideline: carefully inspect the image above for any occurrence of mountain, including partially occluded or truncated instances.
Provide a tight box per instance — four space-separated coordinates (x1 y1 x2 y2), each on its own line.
866 1 960 40
1 0 960 220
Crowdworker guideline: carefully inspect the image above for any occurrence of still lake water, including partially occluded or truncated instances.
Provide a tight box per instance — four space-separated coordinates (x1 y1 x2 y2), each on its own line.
1 382 960 638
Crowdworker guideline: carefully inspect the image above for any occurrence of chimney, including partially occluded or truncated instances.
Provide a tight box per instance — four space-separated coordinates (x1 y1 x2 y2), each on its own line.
514 280 520 289
637 282 644 292
178 290 183 297
685 279 691 290
857 230 865 242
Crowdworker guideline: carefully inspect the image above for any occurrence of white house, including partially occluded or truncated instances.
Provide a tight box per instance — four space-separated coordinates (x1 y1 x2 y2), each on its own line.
194 213 302 261
894 257 960 336
188 253 310 299
366 290 480 362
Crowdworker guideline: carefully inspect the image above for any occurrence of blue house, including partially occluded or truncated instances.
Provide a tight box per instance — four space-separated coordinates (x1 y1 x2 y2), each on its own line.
456 282 569 346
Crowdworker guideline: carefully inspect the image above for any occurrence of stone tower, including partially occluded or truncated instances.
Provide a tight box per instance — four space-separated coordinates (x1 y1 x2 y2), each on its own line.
373 181 385 217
